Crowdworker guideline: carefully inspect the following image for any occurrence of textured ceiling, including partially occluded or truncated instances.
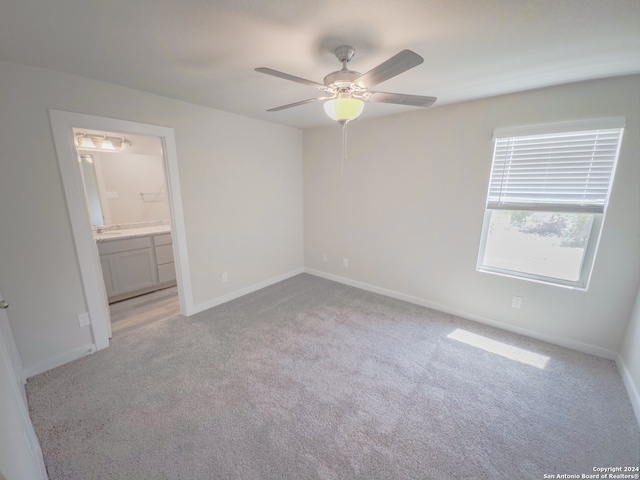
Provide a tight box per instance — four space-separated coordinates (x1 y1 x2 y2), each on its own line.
1 0 638 129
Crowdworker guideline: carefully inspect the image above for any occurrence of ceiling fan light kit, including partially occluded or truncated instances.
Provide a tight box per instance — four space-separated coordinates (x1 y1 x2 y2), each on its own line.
323 95 365 124
256 45 437 172
256 45 437 119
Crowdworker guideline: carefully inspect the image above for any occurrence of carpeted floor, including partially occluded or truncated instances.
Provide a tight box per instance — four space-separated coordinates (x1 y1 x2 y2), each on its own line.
26 274 639 479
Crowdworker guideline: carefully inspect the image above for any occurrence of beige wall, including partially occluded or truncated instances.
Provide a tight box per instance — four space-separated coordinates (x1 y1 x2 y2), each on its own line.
304 75 640 355
0 60 303 372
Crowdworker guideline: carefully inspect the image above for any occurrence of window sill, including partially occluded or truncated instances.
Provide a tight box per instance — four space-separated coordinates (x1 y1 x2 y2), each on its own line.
476 266 588 291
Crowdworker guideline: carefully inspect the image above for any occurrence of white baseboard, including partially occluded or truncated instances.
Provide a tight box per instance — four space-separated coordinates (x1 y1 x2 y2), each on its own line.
23 343 96 379
189 268 305 316
304 268 618 361
617 354 640 427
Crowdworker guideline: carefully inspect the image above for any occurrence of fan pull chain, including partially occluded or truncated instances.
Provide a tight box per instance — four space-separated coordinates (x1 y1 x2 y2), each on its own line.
341 121 348 176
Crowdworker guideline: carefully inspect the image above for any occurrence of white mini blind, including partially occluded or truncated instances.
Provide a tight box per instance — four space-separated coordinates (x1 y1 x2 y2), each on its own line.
487 127 623 213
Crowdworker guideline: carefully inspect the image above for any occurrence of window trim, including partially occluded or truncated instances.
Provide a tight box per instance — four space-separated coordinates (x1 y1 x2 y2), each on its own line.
477 118 624 290
492 117 625 140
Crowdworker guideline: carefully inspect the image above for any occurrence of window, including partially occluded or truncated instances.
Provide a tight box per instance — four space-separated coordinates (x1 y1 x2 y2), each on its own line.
477 119 624 289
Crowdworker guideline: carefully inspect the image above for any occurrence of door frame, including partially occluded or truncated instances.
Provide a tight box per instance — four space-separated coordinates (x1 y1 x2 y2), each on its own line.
49 110 193 351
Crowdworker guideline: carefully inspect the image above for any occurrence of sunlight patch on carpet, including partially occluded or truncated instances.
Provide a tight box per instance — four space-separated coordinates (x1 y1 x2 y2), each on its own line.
447 329 550 369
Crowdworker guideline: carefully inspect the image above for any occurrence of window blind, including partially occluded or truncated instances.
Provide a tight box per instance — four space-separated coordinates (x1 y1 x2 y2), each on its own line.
487 127 623 213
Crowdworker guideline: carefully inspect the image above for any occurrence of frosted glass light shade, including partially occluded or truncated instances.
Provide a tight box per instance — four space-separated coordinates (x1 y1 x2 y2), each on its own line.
324 97 364 123
78 136 95 148
100 138 115 150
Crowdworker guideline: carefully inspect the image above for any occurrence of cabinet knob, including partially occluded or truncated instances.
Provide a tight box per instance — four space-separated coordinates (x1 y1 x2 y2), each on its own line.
0 300 8 309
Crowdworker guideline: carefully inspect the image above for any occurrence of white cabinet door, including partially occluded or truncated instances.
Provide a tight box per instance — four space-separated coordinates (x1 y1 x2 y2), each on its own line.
112 249 158 294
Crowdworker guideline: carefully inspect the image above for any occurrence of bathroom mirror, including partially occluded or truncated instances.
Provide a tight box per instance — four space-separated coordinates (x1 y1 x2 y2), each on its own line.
80 154 105 227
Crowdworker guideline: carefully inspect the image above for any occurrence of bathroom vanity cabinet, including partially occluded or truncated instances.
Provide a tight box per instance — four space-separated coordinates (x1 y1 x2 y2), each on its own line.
97 231 176 303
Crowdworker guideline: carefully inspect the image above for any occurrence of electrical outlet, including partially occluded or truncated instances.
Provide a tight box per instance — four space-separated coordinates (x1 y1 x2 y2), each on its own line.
511 296 523 309
322 254 328 263
106 191 119 199
222 272 228 283
343 258 349 268
78 312 91 327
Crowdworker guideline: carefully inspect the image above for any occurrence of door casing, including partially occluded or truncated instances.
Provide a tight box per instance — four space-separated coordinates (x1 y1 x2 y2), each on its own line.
49 110 193 351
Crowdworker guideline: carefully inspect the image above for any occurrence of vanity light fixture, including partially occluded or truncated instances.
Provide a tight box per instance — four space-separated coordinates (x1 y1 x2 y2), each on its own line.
75 132 131 151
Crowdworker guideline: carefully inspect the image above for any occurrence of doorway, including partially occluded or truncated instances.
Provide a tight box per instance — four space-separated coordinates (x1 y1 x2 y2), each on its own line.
49 110 193 352
75 128 179 336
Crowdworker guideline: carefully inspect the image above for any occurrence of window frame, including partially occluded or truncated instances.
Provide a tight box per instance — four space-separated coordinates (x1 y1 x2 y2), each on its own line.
476 118 624 290
477 210 603 290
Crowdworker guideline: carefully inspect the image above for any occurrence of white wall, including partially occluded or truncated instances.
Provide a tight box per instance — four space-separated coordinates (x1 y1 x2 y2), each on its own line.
94 151 171 225
304 75 640 356
0 60 303 373
620 285 640 422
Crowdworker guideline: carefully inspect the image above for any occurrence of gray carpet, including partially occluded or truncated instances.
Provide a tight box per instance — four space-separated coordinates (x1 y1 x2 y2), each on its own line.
26 274 639 479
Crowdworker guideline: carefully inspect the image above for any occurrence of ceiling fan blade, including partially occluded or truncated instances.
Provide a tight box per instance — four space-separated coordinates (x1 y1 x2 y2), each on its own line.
366 91 437 108
255 67 328 90
355 50 424 89
266 96 333 112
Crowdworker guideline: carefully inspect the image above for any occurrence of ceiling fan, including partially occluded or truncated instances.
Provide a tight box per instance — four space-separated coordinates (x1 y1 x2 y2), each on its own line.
256 45 437 124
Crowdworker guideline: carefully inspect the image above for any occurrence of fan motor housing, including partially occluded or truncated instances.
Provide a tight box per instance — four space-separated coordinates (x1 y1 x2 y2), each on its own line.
323 69 361 88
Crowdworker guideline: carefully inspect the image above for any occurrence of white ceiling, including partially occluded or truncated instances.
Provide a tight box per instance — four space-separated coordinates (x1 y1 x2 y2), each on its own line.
1 0 638 129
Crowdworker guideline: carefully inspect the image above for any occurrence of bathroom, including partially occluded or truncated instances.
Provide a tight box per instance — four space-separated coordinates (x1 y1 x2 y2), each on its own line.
75 128 177 309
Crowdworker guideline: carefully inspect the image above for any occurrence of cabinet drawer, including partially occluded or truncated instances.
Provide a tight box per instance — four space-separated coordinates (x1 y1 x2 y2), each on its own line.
154 233 172 246
155 244 174 265
98 236 152 255
158 262 176 283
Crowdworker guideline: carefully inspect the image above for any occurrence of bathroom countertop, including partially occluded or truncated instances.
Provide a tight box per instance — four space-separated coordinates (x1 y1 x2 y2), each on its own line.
94 224 171 243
